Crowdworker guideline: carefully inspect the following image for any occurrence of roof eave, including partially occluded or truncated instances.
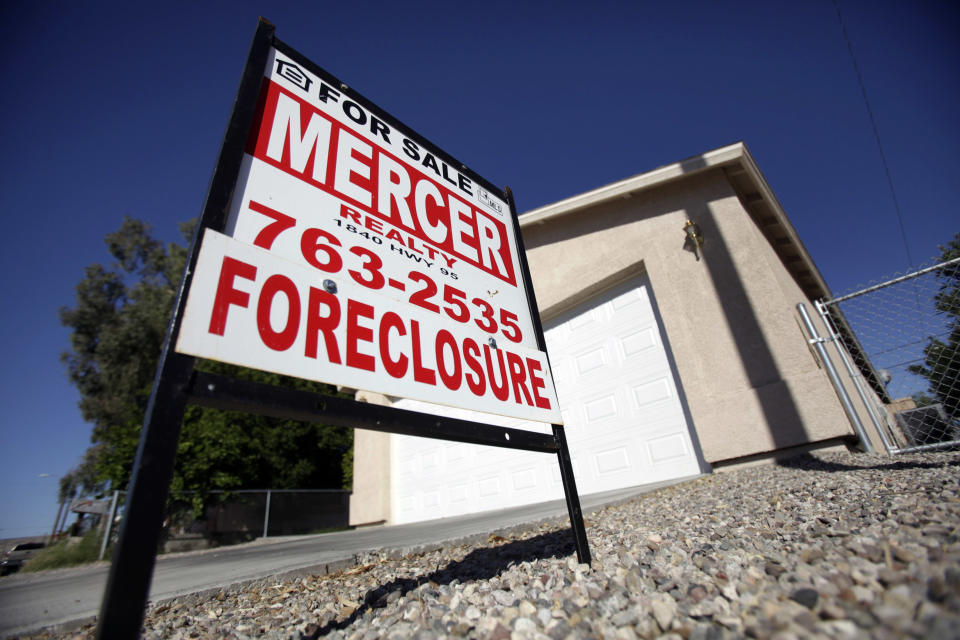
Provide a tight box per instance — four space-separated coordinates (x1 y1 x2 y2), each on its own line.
518 142 833 302
519 142 748 226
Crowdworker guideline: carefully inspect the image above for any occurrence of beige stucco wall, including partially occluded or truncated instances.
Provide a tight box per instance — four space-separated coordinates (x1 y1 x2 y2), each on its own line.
348 392 392 526
521 168 862 464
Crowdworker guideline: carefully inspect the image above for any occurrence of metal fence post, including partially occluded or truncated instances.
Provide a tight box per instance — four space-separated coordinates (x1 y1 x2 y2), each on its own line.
814 300 897 453
49 497 66 545
797 303 874 453
98 490 121 562
262 490 272 539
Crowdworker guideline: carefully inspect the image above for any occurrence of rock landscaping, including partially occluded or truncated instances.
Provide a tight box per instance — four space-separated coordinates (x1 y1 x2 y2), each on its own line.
25 450 960 639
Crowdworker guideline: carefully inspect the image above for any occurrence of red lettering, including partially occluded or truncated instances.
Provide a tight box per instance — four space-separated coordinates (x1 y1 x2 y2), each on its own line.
333 128 375 207
257 274 300 351
506 352 534 406
209 257 257 335
304 287 341 364
435 330 462 390
379 312 408 378
364 215 383 234
249 201 296 250
339 204 362 224
462 338 486 396
405 236 424 254
527 358 551 410
483 344 509 401
411 320 436 385
346 300 376 371
256 89 333 184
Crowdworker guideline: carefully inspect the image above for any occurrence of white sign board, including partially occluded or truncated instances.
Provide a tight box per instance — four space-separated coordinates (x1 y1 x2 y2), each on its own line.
176 48 561 424
70 498 110 515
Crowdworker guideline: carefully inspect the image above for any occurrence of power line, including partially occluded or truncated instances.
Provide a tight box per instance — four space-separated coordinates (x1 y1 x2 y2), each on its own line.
833 0 915 269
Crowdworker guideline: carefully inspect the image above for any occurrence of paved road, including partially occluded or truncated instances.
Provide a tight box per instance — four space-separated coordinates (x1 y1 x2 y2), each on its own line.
0 477 698 637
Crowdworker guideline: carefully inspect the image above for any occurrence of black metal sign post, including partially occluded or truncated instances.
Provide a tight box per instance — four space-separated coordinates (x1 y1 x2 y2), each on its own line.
504 187 591 562
95 19 589 639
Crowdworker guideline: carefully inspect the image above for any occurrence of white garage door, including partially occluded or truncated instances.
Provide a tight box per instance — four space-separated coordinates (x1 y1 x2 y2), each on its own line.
389 274 703 524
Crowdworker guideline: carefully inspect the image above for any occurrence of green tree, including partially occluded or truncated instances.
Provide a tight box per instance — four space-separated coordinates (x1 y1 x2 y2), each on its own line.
59 446 108 503
60 217 353 511
909 233 960 417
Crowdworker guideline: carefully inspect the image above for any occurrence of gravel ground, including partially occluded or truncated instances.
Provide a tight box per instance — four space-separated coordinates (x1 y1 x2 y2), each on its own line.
23 449 960 639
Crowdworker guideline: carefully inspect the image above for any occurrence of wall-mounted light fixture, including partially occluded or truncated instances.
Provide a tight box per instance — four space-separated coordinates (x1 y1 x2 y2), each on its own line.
683 220 703 249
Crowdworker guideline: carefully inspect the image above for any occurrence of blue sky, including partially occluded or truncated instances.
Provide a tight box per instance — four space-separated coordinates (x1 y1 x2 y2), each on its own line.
1 0 957 538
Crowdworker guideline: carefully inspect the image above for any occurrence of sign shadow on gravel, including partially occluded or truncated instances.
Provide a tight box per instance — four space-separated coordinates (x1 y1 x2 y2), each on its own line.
303 529 577 638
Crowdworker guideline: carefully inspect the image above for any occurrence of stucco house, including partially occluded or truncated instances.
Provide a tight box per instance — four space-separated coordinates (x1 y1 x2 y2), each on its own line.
348 142 885 527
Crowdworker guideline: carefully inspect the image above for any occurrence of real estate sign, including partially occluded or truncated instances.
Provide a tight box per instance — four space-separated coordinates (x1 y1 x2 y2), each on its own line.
98 24 587 640
175 47 561 424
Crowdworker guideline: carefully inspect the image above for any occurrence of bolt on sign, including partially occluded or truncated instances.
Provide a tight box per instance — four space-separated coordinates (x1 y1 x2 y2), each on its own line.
95 20 588 640
175 43 560 423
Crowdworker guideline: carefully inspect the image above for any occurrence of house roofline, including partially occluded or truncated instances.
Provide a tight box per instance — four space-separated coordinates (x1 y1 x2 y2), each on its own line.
518 141 833 302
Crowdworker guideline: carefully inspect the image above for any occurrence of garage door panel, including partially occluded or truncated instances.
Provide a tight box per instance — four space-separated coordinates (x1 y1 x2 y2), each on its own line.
633 411 691 437
568 308 600 331
389 274 702 524
582 391 621 424
581 432 643 460
477 474 502 498
618 327 659 359
509 466 539 491
573 344 610 376
646 432 692 465
631 377 674 408
472 447 536 471
593 444 633 476
545 330 567 354
421 449 442 472
552 369 576 397
444 442 474 467
422 489 442 510
611 285 649 309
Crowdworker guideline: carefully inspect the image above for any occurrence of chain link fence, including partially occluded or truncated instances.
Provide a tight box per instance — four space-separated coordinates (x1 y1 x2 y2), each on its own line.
164 489 350 547
817 256 960 453
97 489 350 556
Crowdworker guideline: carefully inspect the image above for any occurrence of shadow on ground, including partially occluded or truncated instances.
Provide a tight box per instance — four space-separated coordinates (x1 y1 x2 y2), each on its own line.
777 451 960 473
305 529 576 638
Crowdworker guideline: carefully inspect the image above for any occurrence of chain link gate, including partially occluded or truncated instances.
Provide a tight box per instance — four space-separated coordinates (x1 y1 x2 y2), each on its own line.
812 257 960 454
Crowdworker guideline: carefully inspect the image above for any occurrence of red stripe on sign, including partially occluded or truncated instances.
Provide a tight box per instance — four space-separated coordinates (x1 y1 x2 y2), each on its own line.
245 79 517 287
